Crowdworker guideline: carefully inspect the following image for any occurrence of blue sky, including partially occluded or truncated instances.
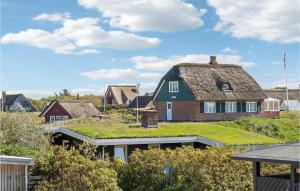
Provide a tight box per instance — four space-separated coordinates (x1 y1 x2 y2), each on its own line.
1 0 299 98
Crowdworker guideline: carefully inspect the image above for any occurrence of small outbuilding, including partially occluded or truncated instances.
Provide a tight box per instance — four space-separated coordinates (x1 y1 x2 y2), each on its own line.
232 143 300 191
0 155 34 191
141 110 158 128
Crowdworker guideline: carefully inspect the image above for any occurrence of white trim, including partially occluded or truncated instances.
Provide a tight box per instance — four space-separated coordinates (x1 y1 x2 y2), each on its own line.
25 165 28 191
50 116 55 123
225 101 237 113
153 80 165 101
62 140 69 148
204 101 216 113
169 81 179 93
246 101 257 112
40 101 57 117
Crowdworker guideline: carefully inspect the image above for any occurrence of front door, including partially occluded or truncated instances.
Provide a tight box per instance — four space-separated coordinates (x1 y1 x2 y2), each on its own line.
166 102 172 121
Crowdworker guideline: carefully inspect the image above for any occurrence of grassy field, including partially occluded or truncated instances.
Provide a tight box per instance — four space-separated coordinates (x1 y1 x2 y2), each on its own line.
62 117 280 145
216 111 300 143
54 111 299 145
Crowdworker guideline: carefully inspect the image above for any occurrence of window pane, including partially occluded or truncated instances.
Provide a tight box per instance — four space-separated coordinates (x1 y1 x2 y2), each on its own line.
114 147 126 161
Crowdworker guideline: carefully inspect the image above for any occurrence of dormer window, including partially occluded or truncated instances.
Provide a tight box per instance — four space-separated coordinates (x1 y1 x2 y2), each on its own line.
222 83 230 92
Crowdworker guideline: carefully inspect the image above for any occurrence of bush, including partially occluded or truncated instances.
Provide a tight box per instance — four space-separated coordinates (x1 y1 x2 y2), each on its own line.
0 112 48 153
34 146 121 191
116 147 253 191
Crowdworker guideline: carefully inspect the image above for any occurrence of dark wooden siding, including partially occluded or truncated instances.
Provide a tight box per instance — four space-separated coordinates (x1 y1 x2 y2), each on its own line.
154 79 195 102
44 102 71 123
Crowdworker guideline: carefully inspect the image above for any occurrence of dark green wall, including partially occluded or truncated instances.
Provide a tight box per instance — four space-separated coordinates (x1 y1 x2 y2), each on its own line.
154 79 195 101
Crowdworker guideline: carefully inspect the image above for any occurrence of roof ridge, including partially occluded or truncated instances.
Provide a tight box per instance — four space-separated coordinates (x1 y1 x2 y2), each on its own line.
175 63 241 67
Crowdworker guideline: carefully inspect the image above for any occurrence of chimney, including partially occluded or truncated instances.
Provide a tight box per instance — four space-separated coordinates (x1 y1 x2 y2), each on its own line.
209 56 218 65
2 91 6 111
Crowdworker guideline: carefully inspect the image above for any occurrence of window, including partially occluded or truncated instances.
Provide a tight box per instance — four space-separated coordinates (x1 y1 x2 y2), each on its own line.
63 115 69 120
225 102 237 113
56 115 62 120
169 81 179 93
50 116 55 123
204 101 216 113
62 140 69 148
114 146 127 161
222 83 230 92
246 101 257 112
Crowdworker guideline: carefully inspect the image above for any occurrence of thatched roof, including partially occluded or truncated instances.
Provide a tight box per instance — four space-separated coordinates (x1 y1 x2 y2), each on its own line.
154 60 266 101
40 100 100 118
108 85 138 104
264 89 300 101
128 95 153 109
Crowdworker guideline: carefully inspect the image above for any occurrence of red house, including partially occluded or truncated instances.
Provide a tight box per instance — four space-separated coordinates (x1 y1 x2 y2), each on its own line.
39 100 101 123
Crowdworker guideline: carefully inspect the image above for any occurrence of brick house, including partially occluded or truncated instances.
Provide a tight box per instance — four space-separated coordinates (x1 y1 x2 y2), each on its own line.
153 56 268 121
39 100 101 123
104 85 138 105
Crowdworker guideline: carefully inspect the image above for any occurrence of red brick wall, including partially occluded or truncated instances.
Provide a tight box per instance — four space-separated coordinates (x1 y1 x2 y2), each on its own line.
154 101 270 121
44 102 71 122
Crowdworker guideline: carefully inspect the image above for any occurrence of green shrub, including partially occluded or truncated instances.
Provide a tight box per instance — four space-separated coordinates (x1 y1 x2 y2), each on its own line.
34 146 121 191
116 147 253 191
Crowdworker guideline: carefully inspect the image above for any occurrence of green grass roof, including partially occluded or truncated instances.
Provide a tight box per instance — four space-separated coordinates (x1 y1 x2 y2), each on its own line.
64 119 281 145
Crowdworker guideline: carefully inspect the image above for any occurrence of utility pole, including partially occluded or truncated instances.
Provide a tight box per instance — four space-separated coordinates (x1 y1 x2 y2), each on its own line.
103 83 106 113
284 53 289 111
136 82 140 124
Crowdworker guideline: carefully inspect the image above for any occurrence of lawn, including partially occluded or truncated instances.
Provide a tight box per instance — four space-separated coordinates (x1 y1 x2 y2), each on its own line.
63 118 281 145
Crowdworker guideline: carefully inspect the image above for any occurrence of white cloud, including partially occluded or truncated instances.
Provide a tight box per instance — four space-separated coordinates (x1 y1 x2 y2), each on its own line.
80 68 162 80
131 54 256 71
78 0 206 32
207 0 300 43
33 12 71 23
77 49 101 55
0 13 160 54
271 78 300 88
222 47 237 54
271 61 281 65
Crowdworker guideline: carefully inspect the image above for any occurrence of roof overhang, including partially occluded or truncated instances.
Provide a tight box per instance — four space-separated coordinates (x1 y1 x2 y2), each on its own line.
231 143 300 167
44 127 224 147
0 155 34 165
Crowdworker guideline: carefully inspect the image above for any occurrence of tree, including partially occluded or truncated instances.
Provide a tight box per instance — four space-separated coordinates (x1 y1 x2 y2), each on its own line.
59 89 72 97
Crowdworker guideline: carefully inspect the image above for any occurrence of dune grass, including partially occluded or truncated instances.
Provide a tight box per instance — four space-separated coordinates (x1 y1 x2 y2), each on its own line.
216 111 300 143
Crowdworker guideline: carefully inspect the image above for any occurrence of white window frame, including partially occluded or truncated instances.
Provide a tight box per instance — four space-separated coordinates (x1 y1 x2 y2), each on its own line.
62 140 69 148
246 101 257 112
114 146 127 162
204 101 216 113
169 81 179 93
225 101 237 113
56 115 62 120
50 116 55 123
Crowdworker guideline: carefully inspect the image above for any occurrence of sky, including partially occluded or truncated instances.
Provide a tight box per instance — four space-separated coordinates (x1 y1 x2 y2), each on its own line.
0 0 299 99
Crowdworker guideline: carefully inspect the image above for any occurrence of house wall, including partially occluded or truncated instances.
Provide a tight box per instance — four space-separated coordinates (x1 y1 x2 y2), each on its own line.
0 163 26 191
154 100 264 121
44 102 71 123
9 95 35 112
154 79 195 102
105 88 117 105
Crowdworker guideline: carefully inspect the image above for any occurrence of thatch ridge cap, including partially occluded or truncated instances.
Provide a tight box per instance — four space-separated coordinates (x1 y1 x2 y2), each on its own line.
175 63 241 68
